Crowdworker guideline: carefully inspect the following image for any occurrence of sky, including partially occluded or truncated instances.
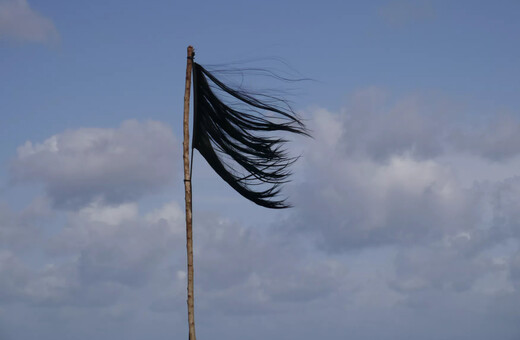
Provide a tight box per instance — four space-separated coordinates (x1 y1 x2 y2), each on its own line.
1 0 520 339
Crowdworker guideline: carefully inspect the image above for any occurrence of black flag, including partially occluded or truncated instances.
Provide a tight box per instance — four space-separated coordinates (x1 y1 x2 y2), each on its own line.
191 62 309 208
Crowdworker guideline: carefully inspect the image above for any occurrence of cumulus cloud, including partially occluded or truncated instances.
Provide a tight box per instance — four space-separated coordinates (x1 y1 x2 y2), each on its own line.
291 154 480 250
3 96 520 339
0 0 59 44
0 195 344 323
319 89 520 163
276 89 520 338
337 88 446 161
191 214 346 316
11 120 179 209
289 99 475 251
289 89 520 252
0 199 183 310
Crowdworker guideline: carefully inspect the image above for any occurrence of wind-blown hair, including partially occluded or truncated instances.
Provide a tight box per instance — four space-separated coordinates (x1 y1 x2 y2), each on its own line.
192 62 309 209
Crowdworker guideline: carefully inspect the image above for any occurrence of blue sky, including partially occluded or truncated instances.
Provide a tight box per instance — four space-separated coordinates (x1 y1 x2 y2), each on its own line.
2 1 520 339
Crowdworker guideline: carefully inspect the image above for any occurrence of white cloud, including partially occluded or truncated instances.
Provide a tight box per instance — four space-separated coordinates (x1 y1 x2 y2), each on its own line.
0 0 59 44
290 88 520 252
272 89 520 338
191 214 346 314
3 97 520 339
0 197 351 340
78 201 138 226
290 152 476 250
12 120 179 209
145 201 184 235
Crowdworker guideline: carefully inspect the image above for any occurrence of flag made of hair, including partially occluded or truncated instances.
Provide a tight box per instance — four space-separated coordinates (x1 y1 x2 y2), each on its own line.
191 62 310 208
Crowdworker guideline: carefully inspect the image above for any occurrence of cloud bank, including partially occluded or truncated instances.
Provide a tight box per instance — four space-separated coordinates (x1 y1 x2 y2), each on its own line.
3 92 520 339
12 120 179 208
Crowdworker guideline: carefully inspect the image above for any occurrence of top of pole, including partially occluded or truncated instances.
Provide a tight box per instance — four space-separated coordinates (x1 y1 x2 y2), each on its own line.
187 45 194 60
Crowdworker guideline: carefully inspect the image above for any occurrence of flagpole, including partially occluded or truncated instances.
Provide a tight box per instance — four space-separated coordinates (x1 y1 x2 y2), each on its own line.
183 45 196 340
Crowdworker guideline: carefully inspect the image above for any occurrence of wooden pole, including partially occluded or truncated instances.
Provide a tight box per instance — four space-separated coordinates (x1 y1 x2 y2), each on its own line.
183 45 196 340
